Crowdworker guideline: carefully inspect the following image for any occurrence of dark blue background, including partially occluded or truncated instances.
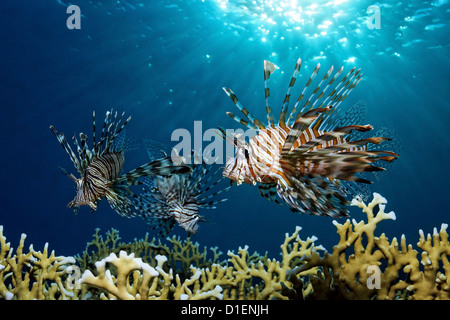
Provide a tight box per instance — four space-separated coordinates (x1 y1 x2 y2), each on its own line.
0 0 449 259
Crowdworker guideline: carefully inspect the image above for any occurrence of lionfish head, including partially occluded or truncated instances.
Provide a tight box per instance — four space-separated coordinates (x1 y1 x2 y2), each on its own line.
223 145 256 186
169 199 202 234
67 176 98 212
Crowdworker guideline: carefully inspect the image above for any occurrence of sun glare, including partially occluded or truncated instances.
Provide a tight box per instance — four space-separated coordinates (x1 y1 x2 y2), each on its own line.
214 0 351 42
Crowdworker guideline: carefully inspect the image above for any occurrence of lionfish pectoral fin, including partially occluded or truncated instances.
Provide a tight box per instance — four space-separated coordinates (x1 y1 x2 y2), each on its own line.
198 215 213 226
258 183 282 204
120 157 192 186
89 201 99 214
58 166 78 183
199 197 229 209
105 185 137 218
150 217 176 238
87 200 98 211
276 177 350 218
67 199 81 215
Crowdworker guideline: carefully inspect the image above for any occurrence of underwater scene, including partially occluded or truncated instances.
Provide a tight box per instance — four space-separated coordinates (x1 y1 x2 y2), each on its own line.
0 0 449 301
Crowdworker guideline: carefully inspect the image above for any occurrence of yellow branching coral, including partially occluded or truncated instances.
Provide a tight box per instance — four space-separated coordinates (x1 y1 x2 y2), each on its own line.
407 224 449 299
0 226 76 300
68 225 325 300
294 193 450 300
79 251 224 300
223 226 325 300
79 251 160 300
75 228 223 278
1 192 449 300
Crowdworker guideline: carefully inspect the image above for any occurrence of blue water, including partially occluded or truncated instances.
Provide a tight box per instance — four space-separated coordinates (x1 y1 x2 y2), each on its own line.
0 0 449 259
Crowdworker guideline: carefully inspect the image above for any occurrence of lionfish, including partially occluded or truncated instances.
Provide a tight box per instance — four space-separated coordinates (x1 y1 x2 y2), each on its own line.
134 142 231 235
50 109 191 217
219 58 399 217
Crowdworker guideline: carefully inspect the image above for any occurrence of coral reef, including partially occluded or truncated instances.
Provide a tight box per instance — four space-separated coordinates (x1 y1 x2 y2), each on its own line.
1 193 449 300
0 226 76 300
293 193 450 300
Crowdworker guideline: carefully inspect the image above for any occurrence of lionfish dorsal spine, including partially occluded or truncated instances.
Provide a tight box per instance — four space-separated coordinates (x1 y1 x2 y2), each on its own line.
71 134 83 169
284 62 319 126
304 65 335 112
313 65 344 110
321 67 358 111
92 111 96 157
281 107 330 155
279 58 302 127
222 87 265 130
303 66 346 128
50 125 82 174
96 109 112 154
79 132 90 168
298 63 331 114
226 112 258 130
103 111 125 152
264 60 277 127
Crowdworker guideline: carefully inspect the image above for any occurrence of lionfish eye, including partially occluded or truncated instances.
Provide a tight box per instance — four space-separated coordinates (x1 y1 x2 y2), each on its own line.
244 148 249 159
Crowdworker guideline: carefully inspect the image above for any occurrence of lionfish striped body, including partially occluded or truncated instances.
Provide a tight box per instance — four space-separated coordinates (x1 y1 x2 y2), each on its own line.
135 146 230 235
220 59 399 217
50 109 191 217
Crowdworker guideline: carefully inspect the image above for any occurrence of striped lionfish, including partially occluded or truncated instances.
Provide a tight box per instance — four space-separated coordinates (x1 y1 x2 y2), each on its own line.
134 143 231 235
219 58 399 217
50 109 191 217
